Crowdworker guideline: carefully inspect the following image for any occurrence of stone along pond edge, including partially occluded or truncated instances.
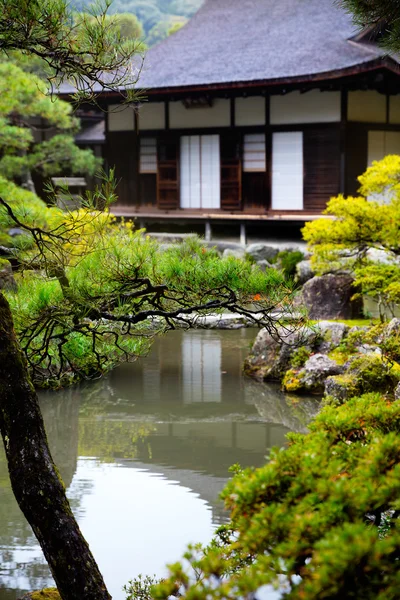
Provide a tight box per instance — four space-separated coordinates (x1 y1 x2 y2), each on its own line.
244 318 400 403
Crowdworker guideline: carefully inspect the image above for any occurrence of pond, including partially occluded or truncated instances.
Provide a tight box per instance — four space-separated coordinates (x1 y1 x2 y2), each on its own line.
0 329 319 600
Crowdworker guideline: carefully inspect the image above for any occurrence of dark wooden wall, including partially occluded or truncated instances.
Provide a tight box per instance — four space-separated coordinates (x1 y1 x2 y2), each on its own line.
110 122 373 212
345 125 368 196
242 173 267 209
220 132 242 210
106 131 138 206
303 128 341 211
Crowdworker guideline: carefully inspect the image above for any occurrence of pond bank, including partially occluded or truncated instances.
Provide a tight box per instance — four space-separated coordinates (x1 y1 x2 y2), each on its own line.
0 329 319 600
245 318 400 401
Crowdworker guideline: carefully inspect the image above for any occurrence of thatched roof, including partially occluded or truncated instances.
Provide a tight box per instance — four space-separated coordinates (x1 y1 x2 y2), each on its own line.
137 0 392 91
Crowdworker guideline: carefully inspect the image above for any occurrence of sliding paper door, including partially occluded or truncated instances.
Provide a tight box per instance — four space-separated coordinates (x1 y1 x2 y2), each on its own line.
180 135 220 209
271 131 303 210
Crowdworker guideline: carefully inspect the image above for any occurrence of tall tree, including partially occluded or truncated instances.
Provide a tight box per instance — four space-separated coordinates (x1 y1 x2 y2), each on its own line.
0 62 99 193
0 0 144 102
0 1 141 598
0 6 298 600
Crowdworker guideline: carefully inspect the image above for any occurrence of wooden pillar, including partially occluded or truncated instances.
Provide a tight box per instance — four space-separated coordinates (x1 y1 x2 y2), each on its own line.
240 222 247 245
134 110 141 208
205 220 212 241
265 94 271 212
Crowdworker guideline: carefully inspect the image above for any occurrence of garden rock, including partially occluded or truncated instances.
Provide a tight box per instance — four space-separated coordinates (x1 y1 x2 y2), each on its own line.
244 325 318 381
223 247 246 260
8 227 25 237
204 241 245 254
316 321 349 352
355 344 381 355
301 273 363 319
325 354 394 402
283 354 343 394
395 382 400 401
295 260 314 284
245 244 279 264
366 248 398 265
256 259 273 272
324 375 351 402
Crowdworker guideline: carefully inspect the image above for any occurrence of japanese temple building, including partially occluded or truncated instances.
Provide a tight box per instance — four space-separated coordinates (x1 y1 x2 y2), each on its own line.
69 0 400 237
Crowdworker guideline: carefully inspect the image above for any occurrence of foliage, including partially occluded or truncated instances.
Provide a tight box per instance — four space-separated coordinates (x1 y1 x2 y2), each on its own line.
168 20 185 36
342 0 400 54
4 182 297 387
0 62 100 196
71 0 202 39
0 177 53 230
124 574 161 600
0 0 144 102
75 11 143 41
153 392 400 600
303 156 400 319
290 345 311 368
147 16 187 45
276 249 304 280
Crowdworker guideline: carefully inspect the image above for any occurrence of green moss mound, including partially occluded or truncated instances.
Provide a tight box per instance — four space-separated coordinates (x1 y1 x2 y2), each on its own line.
20 589 60 600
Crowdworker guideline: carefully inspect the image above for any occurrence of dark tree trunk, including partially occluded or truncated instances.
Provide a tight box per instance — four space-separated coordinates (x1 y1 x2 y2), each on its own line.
0 293 111 600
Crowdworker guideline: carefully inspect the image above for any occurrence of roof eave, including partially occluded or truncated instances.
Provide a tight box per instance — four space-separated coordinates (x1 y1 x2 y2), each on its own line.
58 56 400 101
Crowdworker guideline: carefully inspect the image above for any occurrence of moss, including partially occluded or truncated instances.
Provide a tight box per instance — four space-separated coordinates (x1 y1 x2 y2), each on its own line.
310 319 373 327
329 373 357 392
327 348 350 366
28 589 61 600
389 361 400 383
290 347 311 368
276 250 304 279
361 323 386 345
331 354 394 398
282 368 304 392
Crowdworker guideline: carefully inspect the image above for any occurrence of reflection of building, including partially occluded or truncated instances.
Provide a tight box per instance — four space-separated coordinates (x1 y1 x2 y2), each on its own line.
111 329 253 407
182 332 221 403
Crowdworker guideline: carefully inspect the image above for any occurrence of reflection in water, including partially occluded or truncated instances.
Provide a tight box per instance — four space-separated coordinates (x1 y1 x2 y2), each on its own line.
0 329 320 600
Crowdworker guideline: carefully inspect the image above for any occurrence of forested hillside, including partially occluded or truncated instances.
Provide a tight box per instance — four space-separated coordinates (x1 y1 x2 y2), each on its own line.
71 0 203 45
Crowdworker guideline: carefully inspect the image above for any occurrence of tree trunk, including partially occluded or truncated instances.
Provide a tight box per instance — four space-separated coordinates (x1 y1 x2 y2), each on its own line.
0 292 111 600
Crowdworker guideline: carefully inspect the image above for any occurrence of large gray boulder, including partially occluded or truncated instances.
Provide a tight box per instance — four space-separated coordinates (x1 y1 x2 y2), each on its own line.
244 325 318 381
245 243 279 263
283 354 343 394
301 273 363 319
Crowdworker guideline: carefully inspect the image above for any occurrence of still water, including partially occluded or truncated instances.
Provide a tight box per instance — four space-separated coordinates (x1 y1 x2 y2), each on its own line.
0 329 319 600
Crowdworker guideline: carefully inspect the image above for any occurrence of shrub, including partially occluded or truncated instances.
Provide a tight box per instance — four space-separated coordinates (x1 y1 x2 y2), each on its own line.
277 249 304 279
302 156 400 319
153 393 400 600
